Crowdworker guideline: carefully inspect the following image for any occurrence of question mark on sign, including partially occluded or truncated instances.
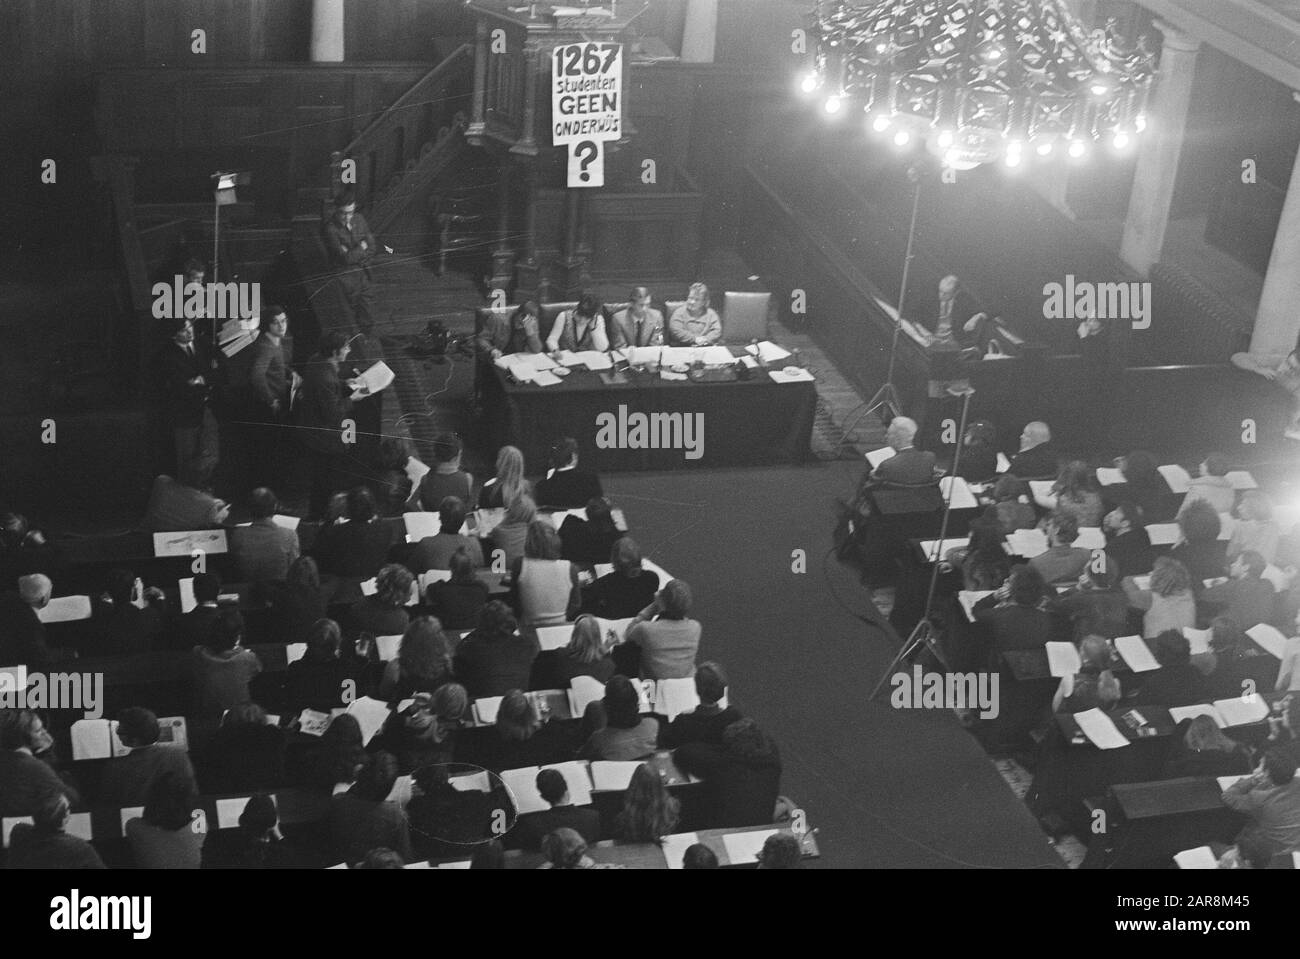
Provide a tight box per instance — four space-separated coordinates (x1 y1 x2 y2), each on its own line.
575 141 598 182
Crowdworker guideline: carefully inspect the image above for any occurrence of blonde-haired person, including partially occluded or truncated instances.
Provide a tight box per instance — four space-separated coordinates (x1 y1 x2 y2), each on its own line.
1123 556 1196 638
667 283 721 346
490 493 536 567
554 615 617 686
479 445 531 510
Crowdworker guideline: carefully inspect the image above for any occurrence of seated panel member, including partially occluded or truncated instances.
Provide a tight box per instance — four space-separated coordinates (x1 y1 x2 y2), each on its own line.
609 286 665 349
868 417 937 486
478 301 544 358
546 294 609 352
667 283 722 346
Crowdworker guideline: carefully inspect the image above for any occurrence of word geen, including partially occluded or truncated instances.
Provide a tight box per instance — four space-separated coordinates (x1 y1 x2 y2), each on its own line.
595 405 704 461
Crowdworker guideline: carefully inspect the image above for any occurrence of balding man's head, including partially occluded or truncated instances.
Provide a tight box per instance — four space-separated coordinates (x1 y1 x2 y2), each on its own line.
18 574 52 610
939 275 959 297
887 417 919 451
1020 421 1050 451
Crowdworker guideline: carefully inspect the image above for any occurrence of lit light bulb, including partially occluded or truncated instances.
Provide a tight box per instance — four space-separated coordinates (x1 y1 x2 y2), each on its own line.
1068 139 1087 159
936 129 954 149
872 114 892 133
893 129 911 147
799 73 819 94
824 95 842 114
1036 141 1053 156
1113 131 1130 150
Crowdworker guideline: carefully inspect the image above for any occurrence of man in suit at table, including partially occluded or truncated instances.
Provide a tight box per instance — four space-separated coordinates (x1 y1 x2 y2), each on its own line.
869 417 937 486
1005 421 1056 479
609 286 665 350
508 768 602 851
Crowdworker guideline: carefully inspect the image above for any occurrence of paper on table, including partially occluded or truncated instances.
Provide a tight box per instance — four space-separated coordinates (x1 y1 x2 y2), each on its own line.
299 709 331 736
1073 708 1130 749
1074 527 1106 550
590 761 644 792
350 361 395 400
866 446 895 468
654 677 701 721
1005 529 1049 558
958 590 994 622
216 796 256 830
745 341 791 363
1114 635 1160 672
996 452 1011 473
66 812 92 842
1183 627 1212 655
1213 697 1270 727
1145 523 1180 546
567 675 606 720
1158 464 1192 494
699 346 735 365
531 369 563 387
547 761 594 806
553 350 584 368
1217 775 1250 791
1225 471 1257 490
536 625 571 651
450 770 492 793
179 577 197 614
2 817 33 847
935 476 979 511
768 367 815 383
500 767 548 816
595 617 633 643
120 807 144 833
1168 704 1225 727
437 860 473 869
659 369 688 381
722 829 779 865
1045 642 1082 679
71 719 114 761
403 512 440 541
375 635 403 662
35 595 92 624
473 697 503 725
574 351 612 370
1096 467 1125 486
661 831 700 870
521 352 559 371
919 537 968 563
1174 846 1219 869
1246 623 1288 659
345 696 391 745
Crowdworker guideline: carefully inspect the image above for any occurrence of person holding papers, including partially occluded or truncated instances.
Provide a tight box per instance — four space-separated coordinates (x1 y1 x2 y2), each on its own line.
866 417 937 486
0 710 80 816
1220 748 1300 860
1179 453 1236 517
297 331 357 520
615 764 681 843
508 767 603 851
660 662 742 749
190 609 262 725
545 293 609 353
329 751 413 865
1162 716 1253 779
1169 501 1228 583
99 708 197 809
315 487 397 579
454 601 539 699
1028 513 1092 586
1051 636 1121 714
625 579 701 680
1103 502 1154 577
1123 557 1196 639
579 675 660 761
477 301 544 358
535 437 604 510
667 283 721 347
1004 422 1056 480
413 433 476 512
231 486 299 583
1201 551 1275 630
1131 631 1210 707
1228 491 1281 565
584 537 660 619
125 772 206 869
6 791 104 870
609 286 666 349
425 549 489 630
348 564 414 640
378 616 455 701
478 445 531 510
972 566 1060 652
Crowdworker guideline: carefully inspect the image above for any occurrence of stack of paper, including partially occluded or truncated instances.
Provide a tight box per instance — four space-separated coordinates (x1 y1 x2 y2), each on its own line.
1182 627 1212 655
1213 696 1270 727
699 346 735 365
345 696 391 745
298 709 331 737
744 341 791 364
768 367 814 383
1114 635 1160 672
35 595 92 624
1174 846 1219 869
957 590 994 622
350 361 395 401
1158 464 1193 494
1074 708 1130 749
1246 623 1288 659
659 369 688 381
1168 704 1225 727
573 351 612 371
1045 642 1082 678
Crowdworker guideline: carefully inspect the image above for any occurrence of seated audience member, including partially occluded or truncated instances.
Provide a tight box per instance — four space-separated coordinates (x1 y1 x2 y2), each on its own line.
378 616 456 701
426 548 489 630
0 573 56 670
223 793 305 868
537 827 622 870
951 518 1012 591
471 839 505 869
615 763 681 843
513 520 581 627
286 618 366 712
125 772 206 869
95 567 163 656
585 537 660 618
478 445 531 510
478 301 544 358
509 767 602 851
140 473 230 531
356 848 405 869
559 497 623 567
1267 697 1300 758
626 579 701 680
956 420 999 483
1103 502 1154 577
683 843 720 869
546 293 610 352
490 494 536 567
756 832 804 870
1005 421 1056 479
1202 618 1278 701
579 675 660 761
1132 631 1211 707
549 615 617 687
1124 557 1196 638
0 710 80 818
1229 491 1281 565
1202 550 1276 630
1028 513 1092 585
406 762 504 862
349 563 413 638
174 571 222 651
6 790 104 869
263 556 329 645
1038 461 1104 528
1163 715 1254 779
609 285 666 349
536 437 604 509
0 511 54 585
200 703 287 794
191 609 262 723
675 717 783 829
1180 453 1236 516
377 683 470 773
1278 608 1300 692
1104 450 1176 522
454 602 539 699
410 496 485 572
461 688 579 772
315 486 396 578
1048 556 1128 640
1170 501 1228 582
667 282 721 347
972 565 1060 652
1052 636 1122 713
289 713 366 793
413 433 475 511
231 487 299 582
867 417 937 486
1221 748 1300 859
98 707 197 808
985 476 1037 534
329 751 413 865
660 662 741 749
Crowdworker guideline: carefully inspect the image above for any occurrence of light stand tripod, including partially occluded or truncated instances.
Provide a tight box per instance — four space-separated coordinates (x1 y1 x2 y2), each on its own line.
837 164 924 452
869 382 974 699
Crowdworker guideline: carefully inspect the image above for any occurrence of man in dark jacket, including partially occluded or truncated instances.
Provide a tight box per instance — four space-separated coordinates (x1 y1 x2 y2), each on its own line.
867 417 937 486
7 791 104 869
321 190 378 326
297 331 357 519
1006 421 1056 479
154 317 222 489
508 768 602 850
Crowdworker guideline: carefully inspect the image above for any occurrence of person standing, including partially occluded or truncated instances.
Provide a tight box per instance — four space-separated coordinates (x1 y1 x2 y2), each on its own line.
244 305 299 487
154 317 222 490
297 331 358 520
322 190 378 327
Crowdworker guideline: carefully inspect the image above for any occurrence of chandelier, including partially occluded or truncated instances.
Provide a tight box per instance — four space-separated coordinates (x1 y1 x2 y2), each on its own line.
803 0 1158 169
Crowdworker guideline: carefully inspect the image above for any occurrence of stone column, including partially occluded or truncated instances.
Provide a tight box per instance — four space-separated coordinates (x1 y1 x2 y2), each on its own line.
680 0 719 64
1251 97 1300 354
1119 21 1201 277
490 158 516 295
310 0 345 62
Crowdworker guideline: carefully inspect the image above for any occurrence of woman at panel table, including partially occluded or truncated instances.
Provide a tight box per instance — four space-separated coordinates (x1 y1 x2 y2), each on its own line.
545 293 609 352
667 282 722 347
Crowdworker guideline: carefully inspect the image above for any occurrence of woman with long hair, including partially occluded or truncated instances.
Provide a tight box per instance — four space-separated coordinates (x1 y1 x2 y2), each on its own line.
1124 556 1196 638
1037 460 1103 529
349 563 413 639
480 445 530 510
125 772 205 868
513 520 581 628
615 763 681 843
490 493 536 566
377 615 454 701
426 547 489 630
1163 714 1254 778
557 614 617 685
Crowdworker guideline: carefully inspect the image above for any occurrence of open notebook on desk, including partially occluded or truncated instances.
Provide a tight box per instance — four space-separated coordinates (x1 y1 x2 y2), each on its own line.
500 761 593 816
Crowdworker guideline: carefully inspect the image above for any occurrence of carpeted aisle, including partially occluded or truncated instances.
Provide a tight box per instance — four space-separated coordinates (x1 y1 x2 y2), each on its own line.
605 460 1064 869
